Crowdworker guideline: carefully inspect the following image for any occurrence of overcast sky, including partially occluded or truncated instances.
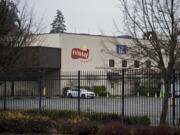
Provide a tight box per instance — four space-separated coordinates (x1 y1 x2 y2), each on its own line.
26 0 124 36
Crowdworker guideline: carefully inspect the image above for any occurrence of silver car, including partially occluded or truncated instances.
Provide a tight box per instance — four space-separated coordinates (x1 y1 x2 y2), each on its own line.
67 88 95 98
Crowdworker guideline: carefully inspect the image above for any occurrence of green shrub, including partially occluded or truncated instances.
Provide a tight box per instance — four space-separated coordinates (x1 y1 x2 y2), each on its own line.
81 85 109 96
41 110 77 119
0 111 56 133
124 116 151 125
0 111 26 120
62 87 71 96
92 86 107 96
82 112 150 125
137 86 160 96
26 109 77 119
82 112 120 123
25 109 150 125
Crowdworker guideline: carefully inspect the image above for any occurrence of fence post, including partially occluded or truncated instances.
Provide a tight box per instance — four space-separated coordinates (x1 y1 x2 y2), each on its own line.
172 70 176 126
3 81 7 110
39 78 42 114
122 69 125 123
78 70 81 116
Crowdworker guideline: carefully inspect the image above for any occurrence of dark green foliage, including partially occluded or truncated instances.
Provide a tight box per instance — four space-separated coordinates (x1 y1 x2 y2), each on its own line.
25 109 150 125
136 86 160 96
0 0 19 36
98 122 130 135
0 0 35 74
62 87 71 96
0 111 56 133
50 9 66 33
1 110 179 135
124 116 150 125
82 112 120 123
92 85 108 96
82 112 150 125
26 109 77 119
0 0 20 72
41 110 77 119
73 120 98 135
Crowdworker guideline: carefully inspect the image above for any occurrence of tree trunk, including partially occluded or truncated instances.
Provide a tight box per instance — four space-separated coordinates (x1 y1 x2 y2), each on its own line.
160 72 171 124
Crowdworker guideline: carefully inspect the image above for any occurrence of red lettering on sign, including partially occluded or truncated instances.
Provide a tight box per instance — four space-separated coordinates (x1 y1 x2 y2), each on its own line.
71 48 89 59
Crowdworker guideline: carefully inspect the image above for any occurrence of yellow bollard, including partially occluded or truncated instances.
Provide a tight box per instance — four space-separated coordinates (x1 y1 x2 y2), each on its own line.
160 91 164 98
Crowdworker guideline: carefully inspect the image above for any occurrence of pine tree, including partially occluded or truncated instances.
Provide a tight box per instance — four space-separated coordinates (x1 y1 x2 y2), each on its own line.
0 0 20 36
0 0 40 73
0 0 41 96
50 9 66 33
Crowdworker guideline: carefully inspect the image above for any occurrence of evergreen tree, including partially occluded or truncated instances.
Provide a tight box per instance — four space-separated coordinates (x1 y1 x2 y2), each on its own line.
0 0 40 73
0 0 42 96
50 9 66 33
0 0 20 36
0 0 21 71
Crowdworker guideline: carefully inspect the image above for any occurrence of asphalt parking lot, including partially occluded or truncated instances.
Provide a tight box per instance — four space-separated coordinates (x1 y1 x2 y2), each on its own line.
0 96 179 125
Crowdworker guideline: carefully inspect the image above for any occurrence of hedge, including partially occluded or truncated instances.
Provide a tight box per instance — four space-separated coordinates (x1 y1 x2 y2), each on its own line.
0 111 56 133
135 86 160 96
25 109 151 125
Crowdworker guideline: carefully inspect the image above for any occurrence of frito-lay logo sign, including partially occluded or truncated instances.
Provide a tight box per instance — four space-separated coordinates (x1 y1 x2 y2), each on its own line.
71 47 89 59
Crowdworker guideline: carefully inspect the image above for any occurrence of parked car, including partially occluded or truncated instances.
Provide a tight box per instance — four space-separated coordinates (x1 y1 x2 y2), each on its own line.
67 88 95 98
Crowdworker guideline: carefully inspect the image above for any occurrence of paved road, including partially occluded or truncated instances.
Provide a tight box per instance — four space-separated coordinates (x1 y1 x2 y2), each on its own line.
0 96 179 125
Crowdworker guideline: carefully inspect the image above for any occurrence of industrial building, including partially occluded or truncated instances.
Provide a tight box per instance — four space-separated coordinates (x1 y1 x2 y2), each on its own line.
0 33 155 97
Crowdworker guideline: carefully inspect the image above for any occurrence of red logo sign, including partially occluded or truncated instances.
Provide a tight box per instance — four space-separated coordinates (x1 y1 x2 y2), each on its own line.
71 48 89 59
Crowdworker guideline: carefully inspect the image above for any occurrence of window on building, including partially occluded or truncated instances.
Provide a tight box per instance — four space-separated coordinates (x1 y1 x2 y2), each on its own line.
109 59 115 67
116 44 127 54
146 60 151 68
122 60 127 67
134 60 140 68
